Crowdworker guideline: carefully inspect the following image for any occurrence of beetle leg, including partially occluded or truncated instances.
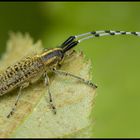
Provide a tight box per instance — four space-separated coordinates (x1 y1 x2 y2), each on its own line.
7 82 29 118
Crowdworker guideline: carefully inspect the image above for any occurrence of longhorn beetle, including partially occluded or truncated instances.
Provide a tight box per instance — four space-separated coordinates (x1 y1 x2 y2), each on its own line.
0 30 139 118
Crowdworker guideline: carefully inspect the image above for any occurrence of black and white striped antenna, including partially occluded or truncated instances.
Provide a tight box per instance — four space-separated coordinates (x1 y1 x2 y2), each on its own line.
60 30 140 53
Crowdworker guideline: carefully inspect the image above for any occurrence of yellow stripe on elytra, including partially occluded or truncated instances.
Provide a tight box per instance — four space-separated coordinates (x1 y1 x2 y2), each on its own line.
40 48 62 57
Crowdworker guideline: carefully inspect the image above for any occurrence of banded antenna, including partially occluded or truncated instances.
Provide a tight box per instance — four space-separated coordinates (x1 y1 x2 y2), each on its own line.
60 30 140 53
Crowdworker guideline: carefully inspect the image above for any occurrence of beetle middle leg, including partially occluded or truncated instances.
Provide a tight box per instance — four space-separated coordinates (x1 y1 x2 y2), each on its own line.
44 72 56 114
7 82 29 118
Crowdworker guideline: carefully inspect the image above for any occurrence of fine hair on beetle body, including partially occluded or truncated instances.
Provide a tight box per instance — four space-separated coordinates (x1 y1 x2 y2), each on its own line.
0 30 140 118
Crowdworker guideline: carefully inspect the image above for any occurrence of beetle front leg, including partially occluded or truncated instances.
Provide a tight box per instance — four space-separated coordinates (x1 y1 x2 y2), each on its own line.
51 68 97 89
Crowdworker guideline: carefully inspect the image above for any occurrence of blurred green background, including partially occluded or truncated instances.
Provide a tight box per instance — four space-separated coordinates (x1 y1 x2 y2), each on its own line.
0 2 140 138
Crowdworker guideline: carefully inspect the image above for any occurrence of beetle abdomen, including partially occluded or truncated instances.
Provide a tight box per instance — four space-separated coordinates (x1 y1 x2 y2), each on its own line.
0 56 44 95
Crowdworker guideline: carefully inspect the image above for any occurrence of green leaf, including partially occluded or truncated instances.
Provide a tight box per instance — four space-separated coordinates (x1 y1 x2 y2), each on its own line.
0 32 96 138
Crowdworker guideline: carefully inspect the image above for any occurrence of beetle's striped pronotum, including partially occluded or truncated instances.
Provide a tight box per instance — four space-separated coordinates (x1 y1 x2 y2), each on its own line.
0 30 139 118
